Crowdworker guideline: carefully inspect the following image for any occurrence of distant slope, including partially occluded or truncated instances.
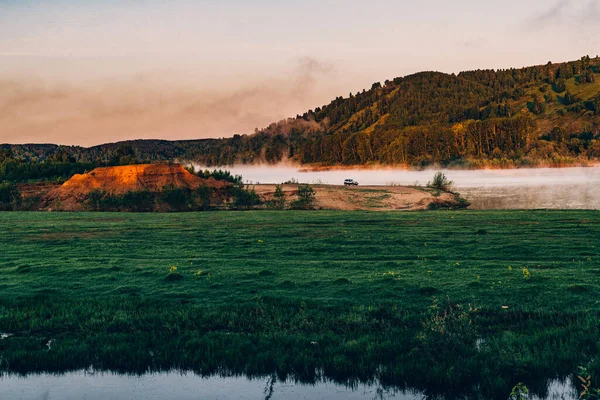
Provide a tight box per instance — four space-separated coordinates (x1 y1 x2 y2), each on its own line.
3 56 600 168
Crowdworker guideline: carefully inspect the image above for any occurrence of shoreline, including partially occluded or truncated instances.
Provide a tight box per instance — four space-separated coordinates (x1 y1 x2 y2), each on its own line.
189 161 600 173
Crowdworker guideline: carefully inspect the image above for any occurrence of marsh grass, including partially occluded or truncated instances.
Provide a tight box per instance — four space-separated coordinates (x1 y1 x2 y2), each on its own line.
0 210 599 398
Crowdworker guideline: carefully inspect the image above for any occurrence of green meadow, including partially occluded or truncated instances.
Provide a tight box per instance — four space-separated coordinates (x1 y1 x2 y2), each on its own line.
1 210 599 398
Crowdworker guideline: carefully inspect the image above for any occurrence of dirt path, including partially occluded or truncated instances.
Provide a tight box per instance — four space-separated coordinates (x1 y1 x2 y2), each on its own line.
252 184 457 211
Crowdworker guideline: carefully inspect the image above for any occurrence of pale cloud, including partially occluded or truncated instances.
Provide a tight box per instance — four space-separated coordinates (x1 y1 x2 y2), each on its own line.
530 0 570 25
525 0 600 29
0 57 345 146
2 0 600 145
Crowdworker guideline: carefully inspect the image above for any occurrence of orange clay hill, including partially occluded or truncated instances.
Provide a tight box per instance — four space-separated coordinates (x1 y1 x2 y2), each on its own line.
45 163 228 210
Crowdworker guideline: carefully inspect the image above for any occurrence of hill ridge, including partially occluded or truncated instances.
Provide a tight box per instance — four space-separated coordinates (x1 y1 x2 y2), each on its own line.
3 56 600 168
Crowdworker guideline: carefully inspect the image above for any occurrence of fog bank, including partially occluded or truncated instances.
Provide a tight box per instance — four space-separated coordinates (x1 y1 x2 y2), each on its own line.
193 165 600 210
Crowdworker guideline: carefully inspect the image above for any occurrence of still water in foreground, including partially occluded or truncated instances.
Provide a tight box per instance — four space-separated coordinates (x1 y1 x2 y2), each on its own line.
200 165 600 210
0 371 578 400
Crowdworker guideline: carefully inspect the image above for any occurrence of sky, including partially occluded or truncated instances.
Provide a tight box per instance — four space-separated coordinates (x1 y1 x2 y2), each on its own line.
1 0 599 146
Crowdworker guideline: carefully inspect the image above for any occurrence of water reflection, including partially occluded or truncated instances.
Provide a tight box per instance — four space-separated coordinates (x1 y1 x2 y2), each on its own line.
0 371 421 400
197 165 600 210
0 370 580 400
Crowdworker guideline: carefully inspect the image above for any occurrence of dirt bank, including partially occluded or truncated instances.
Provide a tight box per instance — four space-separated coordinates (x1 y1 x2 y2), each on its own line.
253 184 460 211
44 164 228 210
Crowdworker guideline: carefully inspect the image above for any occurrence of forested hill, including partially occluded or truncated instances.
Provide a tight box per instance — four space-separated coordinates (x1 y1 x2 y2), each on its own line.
4 56 600 169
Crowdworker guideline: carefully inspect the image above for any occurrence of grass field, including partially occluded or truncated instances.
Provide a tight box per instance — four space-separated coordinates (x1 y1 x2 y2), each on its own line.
1 210 600 398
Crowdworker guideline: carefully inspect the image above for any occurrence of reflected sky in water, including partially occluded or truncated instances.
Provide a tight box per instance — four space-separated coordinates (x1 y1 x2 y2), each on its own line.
0 370 579 400
0 371 420 400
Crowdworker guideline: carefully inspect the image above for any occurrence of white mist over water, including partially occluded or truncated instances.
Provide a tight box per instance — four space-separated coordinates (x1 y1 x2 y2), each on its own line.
194 165 600 210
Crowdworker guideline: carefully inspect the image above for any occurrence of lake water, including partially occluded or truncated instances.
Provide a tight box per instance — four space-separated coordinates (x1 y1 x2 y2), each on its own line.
0 371 578 400
196 165 600 210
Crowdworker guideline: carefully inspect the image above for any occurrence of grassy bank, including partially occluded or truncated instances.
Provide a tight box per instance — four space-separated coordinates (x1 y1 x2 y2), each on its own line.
1 211 599 398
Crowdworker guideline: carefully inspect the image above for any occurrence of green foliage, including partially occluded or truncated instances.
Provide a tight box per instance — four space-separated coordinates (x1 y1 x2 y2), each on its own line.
580 70 596 84
0 147 14 163
87 190 156 212
0 182 21 211
198 169 243 185
563 90 578 106
158 186 190 212
529 94 546 114
578 367 600 400
1 211 600 397
553 78 567 93
416 298 478 362
0 160 99 183
427 194 470 210
267 184 287 209
428 171 453 191
291 184 315 209
86 186 222 212
195 186 213 210
230 186 261 209
509 383 529 400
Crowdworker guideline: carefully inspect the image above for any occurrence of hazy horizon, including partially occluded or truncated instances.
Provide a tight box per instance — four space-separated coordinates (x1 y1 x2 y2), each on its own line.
2 0 599 146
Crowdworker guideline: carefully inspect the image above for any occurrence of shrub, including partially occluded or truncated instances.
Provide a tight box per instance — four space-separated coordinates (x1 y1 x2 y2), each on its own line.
427 171 453 191
509 383 529 400
159 186 190 211
87 189 106 211
291 184 315 210
86 189 155 212
86 186 224 212
427 194 469 210
453 193 470 208
230 186 261 209
195 186 212 210
267 185 287 209
198 169 242 185
121 191 155 212
553 79 566 93
0 182 21 211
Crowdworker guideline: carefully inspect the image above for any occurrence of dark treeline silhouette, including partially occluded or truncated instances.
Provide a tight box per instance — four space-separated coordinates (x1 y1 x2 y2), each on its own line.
3 56 600 169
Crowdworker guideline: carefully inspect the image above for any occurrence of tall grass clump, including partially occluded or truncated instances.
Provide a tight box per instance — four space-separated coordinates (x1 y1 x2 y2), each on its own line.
578 367 600 399
509 383 529 400
415 298 477 361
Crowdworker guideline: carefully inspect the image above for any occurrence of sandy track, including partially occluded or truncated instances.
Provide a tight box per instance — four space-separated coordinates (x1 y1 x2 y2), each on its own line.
252 184 455 211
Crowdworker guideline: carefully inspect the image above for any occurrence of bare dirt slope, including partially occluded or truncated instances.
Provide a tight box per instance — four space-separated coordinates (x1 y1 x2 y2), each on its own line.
253 184 457 211
17 182 61 199
45 163 226 210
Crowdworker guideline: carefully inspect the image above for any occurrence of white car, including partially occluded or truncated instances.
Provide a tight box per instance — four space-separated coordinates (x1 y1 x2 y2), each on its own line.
344 179 359 186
